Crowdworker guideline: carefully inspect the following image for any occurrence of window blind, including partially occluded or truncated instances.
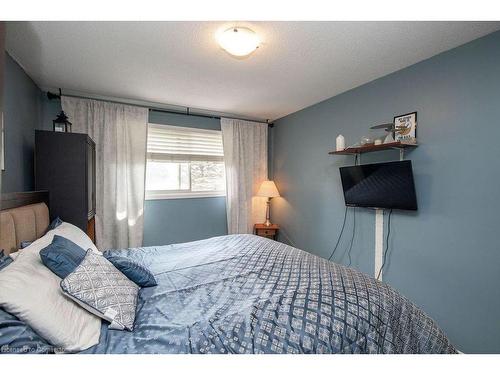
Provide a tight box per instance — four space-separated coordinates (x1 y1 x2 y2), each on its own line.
147 124 224 162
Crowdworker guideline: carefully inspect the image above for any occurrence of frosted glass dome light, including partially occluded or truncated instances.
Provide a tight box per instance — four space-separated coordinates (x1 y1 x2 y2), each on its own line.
216 27 261 57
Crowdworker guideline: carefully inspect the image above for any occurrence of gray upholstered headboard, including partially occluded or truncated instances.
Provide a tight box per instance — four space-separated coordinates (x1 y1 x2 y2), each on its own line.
0 191 50 255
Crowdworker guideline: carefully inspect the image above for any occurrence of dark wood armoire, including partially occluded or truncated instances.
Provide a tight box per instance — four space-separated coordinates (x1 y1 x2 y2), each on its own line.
35 130 96 243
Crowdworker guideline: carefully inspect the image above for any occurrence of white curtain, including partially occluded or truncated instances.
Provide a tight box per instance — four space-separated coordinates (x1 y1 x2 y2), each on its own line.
62 96 148 250
221 118 268 234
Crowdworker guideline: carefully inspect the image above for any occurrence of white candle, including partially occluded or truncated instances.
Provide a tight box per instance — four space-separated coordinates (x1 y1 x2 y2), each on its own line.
336 134 345 151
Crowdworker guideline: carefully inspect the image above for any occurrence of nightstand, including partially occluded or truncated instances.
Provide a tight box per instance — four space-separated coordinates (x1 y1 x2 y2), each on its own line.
254 224 279 240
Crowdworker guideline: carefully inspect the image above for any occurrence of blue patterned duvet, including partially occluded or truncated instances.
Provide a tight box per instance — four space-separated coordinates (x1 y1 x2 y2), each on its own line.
83 235 456 354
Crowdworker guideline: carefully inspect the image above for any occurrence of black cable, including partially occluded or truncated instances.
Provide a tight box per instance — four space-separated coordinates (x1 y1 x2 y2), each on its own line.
342 155 360 267
347 207 356 267
376 209 393 281
327 206 348 261
329 154 358 263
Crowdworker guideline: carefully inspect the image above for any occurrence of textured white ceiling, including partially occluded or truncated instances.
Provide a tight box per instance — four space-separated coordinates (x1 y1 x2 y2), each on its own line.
6 21 500 120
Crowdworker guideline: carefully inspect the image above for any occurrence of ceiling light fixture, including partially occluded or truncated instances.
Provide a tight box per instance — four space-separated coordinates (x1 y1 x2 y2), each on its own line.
216 27 260 57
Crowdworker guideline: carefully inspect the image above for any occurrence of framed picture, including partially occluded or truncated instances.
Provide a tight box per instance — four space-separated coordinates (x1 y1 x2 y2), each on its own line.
393 111 417 143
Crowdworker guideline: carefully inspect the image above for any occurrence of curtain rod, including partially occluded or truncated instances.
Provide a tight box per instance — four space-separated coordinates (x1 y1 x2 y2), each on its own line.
46 91 274 127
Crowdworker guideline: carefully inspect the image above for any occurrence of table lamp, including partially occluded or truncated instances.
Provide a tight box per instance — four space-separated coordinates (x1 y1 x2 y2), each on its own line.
257 180 280 226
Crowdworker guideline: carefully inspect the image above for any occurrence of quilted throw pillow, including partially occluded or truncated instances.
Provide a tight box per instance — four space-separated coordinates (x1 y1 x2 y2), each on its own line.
40 235 87 279
103 254 157 287
60 250 139 331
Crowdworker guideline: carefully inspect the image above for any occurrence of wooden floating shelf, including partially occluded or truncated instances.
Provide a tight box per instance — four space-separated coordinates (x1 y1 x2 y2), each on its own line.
329 141 418 155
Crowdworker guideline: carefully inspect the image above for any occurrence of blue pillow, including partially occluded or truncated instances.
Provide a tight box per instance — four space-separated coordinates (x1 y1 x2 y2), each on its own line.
103 255 157 287
47 217 63 232
0 308 54 354
0 250 13 271
39 235 87 279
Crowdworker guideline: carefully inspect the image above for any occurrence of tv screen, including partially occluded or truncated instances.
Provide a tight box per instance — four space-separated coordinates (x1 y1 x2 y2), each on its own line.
339 160 418 210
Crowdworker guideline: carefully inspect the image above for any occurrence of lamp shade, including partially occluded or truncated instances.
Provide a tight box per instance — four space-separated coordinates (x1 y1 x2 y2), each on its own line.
257 180 280 198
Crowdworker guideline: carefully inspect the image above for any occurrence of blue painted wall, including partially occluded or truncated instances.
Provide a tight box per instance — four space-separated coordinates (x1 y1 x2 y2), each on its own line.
271 31 500 353
1 53 41 192
143 111 228 245
143 195 227 246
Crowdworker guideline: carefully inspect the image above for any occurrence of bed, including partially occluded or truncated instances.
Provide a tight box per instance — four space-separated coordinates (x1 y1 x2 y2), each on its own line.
0 192 457 354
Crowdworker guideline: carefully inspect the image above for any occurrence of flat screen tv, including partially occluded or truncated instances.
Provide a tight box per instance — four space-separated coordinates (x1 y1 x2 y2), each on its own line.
339 160 418 210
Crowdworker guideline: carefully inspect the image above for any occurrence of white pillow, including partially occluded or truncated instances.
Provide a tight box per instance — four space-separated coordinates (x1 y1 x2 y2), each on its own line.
22 221 99 255
0 224 102 352
9 251 20 260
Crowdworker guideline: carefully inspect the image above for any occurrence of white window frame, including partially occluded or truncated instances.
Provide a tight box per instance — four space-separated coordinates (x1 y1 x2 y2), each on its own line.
145 124 226 200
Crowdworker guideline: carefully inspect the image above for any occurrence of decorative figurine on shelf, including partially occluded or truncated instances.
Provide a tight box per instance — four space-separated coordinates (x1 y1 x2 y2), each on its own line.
360 135 374 146
383 132 395 144
370 122 395 144
336 134 345 151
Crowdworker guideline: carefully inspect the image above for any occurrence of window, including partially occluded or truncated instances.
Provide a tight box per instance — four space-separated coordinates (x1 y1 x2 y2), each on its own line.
145 124 226 199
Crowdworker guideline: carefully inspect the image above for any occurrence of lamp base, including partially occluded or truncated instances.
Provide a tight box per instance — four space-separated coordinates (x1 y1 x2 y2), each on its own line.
263 199 272 226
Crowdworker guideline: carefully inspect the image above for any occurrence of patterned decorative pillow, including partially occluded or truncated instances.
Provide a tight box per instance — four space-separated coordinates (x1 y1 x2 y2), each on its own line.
60 250 139 331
